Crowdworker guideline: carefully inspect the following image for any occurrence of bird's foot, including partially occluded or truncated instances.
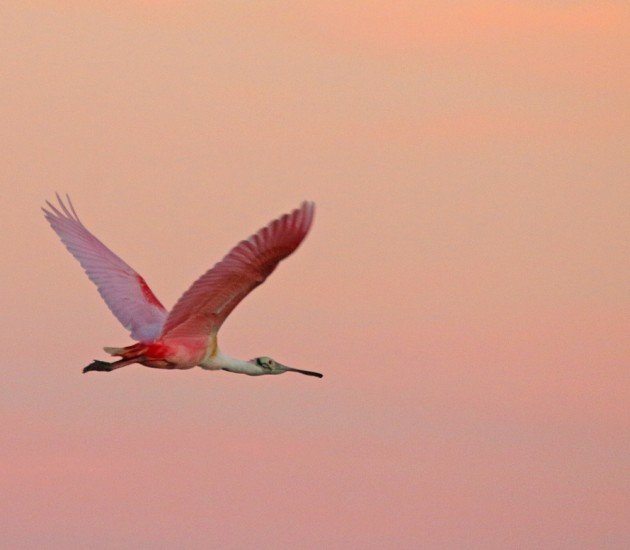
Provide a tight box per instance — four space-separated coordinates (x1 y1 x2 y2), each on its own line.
83 360 113 373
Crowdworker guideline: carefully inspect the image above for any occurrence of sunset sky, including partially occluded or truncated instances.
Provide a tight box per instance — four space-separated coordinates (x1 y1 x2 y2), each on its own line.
1 2 628 548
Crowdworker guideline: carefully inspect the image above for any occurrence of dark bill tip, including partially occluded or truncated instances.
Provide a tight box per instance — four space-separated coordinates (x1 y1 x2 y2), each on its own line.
286 367 323 378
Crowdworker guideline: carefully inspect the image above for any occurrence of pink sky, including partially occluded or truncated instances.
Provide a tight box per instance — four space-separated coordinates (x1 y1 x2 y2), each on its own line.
1 2 628 548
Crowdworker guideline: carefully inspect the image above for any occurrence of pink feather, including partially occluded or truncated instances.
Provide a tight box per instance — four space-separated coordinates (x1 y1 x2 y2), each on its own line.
43 194 167 341
160 201 315 341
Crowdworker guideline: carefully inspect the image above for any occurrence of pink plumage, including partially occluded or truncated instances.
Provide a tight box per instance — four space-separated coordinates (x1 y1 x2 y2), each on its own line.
160 201 315 340
42 194 167 342
43 195 322 378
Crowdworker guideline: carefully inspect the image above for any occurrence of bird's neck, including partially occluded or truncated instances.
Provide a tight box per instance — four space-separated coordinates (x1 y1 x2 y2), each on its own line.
210 351 262 375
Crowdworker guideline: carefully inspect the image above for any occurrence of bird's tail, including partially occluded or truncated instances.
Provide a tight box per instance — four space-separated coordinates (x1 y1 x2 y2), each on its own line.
104 343 149 358
86 343 151 374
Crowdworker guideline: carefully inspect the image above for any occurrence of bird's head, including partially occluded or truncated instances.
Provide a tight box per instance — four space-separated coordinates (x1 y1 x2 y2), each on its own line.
250 356 323 378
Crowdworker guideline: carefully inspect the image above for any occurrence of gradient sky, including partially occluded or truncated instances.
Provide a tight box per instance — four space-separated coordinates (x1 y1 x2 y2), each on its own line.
1 2 628 548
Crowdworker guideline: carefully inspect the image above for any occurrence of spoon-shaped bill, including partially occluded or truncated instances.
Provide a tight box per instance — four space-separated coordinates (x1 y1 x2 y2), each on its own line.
281 365 323 378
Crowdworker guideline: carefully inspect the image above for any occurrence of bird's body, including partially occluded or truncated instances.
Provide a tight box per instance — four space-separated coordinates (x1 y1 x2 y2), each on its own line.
43 195 322 379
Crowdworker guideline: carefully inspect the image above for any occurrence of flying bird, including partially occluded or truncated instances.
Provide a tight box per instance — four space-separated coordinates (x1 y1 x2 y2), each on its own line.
43 195 322 379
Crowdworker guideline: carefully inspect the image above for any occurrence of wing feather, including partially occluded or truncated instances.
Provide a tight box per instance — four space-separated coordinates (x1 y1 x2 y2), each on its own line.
43 194 167 341
160 201 315 340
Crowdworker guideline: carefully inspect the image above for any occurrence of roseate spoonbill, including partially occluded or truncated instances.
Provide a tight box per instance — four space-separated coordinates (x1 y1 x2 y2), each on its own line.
43 195 322 379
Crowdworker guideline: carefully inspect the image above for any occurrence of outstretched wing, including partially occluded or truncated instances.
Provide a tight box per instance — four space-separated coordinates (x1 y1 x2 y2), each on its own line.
43 194 168 341
160 201 315 341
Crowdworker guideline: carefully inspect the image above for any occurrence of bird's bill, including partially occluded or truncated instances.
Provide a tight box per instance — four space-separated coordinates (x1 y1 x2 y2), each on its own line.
279 364 323 378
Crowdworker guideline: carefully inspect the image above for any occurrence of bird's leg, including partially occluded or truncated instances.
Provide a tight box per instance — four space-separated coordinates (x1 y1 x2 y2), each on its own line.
82 357 143 373
83 360 113 373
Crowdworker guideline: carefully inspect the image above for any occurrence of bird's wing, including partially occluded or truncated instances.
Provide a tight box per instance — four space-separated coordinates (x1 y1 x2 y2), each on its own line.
160 201 315 341
43 194 168 341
